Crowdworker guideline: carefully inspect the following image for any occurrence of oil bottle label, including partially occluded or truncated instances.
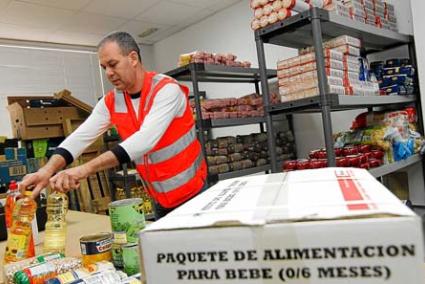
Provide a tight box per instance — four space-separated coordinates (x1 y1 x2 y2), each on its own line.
7 233 28 258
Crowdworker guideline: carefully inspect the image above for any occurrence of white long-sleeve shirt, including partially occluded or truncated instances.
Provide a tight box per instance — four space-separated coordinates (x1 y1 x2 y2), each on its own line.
57 83 186 164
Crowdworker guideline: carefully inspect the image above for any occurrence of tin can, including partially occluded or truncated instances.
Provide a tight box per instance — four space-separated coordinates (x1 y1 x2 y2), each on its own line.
80 233 113 267
122 243 140 276
109 199 145 244
111 243 125 269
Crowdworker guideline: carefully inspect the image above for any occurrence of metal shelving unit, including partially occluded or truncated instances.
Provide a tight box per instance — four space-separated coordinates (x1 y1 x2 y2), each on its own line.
268 94 417 113
369 154 422 178
165 63 282 182
255 7 423 178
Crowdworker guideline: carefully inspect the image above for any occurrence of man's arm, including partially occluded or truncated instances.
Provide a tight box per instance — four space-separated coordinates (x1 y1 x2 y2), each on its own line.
49 83 186 193
21 98 112 198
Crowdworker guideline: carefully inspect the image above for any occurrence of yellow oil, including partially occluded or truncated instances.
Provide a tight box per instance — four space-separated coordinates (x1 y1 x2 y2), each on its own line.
4 191 37 263
43 192 68 254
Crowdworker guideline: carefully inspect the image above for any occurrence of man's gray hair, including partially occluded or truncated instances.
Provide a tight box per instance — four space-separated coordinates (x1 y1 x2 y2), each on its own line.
98 31 141 62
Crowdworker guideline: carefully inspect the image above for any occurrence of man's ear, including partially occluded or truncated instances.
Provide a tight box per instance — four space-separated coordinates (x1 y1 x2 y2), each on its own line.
129 51 139 66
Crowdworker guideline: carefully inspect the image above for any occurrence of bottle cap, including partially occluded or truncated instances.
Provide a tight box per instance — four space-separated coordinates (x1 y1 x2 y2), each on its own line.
9 180 18 190
13 270 30 284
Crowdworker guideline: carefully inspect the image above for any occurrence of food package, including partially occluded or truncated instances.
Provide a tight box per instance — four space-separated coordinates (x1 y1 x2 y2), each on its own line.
332 45 361 56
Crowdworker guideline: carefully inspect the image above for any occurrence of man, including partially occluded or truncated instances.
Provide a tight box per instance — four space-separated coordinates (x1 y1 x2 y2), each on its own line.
20 32 207 219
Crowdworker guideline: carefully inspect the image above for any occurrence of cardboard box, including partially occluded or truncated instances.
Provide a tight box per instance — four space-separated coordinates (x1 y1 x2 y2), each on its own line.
7 96 88 140
7 102 87 140
139 168 424 284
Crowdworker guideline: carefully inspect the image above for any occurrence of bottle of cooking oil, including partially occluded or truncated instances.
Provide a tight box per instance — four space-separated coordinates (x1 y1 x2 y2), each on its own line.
4 191 37 263
43 192 68 254
5 180 20 228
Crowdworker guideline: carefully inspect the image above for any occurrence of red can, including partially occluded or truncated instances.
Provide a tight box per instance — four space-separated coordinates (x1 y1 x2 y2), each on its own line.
309 159 323 169
336 157 348 167
360 162 370 169
369 158 383 168
308 150 320 159
318 159 328 168
359 154 368 164
371 149 384 160
283 160 297 171
317 150 327 159
334 148 343 157
347 155 361 167
296 159 310 170
363 152 372 161
359 144 371 153
343 146 359 156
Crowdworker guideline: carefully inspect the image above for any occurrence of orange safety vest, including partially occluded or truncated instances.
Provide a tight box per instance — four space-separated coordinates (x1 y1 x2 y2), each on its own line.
104 71 207 208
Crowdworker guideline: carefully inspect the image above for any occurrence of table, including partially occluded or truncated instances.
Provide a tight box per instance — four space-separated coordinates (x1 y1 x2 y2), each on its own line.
0 211 111 283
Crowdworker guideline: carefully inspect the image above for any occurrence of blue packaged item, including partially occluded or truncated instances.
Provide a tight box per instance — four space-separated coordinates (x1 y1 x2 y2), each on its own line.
383 67 401 76
4 148 15 160
370 61 384 81
0 160 26 184
358 57 369 81
382 74 412 87
393 139 414 161
399 66 415 77
384 84 407 95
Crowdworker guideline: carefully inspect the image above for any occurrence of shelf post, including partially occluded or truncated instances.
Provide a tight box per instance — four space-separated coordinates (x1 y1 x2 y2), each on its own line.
255 34 279 172
311 8 336 166
255 81 266 133
189 65 209 174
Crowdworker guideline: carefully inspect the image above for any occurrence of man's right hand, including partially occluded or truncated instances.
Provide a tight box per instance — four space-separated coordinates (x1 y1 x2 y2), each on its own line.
20 168 54 199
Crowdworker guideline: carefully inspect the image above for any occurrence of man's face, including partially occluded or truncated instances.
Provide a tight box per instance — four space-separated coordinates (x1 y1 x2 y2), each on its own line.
98 41 138 91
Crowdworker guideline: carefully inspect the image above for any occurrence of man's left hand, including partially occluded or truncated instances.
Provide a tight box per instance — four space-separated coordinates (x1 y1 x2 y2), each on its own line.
49 165 90 193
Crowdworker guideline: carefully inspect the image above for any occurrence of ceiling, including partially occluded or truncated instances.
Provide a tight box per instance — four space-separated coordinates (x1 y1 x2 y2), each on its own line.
0 0 241 46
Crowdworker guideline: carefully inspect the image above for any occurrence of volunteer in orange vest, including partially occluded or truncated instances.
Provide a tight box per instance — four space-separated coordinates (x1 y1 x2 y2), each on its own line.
20 31 207 219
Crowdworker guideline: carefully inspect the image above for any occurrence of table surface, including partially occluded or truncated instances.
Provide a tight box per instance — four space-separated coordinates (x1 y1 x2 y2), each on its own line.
0 210 111 283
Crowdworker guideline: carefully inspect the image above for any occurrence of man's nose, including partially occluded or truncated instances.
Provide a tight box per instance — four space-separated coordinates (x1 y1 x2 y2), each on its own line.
106 67 114 77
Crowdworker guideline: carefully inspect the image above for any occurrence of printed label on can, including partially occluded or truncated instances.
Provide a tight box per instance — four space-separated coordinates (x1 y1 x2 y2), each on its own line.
113 232 127 244
109 198 145 243
80 233 113 255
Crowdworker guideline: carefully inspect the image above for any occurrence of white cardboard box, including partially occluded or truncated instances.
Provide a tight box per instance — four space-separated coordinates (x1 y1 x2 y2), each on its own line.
139 168 424 284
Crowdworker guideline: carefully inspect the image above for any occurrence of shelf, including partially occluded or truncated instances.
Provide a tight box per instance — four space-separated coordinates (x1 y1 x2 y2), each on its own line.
267 94 416 114
210 164 271 181
201 116 265 128
165 63 277 83
189 91 206 99
369 154 422 177
256 8 412 52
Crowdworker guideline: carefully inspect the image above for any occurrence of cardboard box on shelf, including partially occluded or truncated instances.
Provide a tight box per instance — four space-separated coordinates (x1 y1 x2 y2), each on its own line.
7 92 90 140
139 168 424 284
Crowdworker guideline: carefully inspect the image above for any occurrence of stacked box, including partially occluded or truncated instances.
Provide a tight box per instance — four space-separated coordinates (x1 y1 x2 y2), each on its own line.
278 35 379 102
206 131 296 175
325 0 398 32
370 58 416 96
250 0 333 31
190 93 280 120
178 51 251 68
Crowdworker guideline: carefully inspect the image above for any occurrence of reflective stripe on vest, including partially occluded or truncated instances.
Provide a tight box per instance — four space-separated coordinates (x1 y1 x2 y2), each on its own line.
149 125 196 163
150 152 203 193
144 74 167 112
114 89 127 113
